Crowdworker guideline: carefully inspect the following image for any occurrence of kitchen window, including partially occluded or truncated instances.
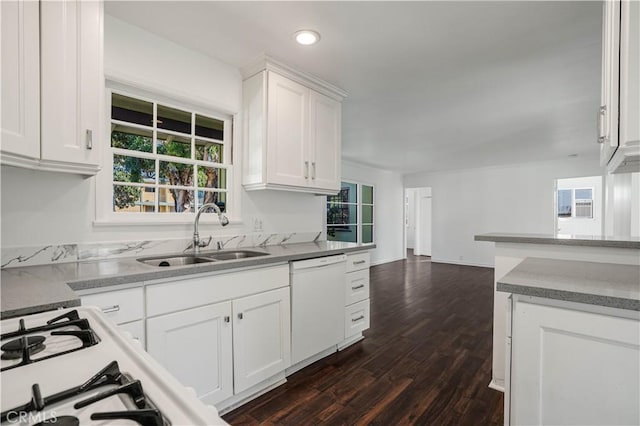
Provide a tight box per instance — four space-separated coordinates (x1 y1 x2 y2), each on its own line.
101 89 233 221
557 188 593 219
327 181 374 244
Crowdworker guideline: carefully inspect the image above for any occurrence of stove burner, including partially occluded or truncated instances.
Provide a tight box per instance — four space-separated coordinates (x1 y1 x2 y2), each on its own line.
33 416 80 426
1 336 46 360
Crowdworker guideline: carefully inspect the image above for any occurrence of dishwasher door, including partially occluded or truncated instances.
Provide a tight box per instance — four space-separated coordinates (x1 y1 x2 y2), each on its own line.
290 254 347 365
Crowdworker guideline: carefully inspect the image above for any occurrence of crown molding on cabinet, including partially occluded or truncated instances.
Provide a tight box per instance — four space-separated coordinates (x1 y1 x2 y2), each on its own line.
241 54 348 102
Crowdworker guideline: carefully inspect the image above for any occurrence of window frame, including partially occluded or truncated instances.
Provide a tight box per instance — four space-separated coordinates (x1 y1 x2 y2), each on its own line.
95 81 241 226
557 187 594 220
326 180 375 244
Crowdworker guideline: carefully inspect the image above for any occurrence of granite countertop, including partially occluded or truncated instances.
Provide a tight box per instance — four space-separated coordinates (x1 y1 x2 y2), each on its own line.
1 241 375 319
497 257 640 311
475 232 640 249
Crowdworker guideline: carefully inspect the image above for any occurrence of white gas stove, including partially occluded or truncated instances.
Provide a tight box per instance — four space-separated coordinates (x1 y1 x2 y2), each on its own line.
0 307 226 425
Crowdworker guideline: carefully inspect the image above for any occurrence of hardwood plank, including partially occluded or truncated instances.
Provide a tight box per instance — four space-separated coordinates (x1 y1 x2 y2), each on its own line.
223 252 503 425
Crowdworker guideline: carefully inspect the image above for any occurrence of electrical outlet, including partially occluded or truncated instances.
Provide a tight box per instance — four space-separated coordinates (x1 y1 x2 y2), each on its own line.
253 218 263 232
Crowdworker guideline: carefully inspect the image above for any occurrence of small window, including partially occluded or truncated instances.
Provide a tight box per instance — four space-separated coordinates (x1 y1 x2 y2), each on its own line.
327 181 374 244
557 188 593 219
109 91 231 215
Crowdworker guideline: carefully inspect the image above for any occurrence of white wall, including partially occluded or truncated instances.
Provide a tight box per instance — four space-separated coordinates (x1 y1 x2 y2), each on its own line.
404 157 604 267
556 175 603 236
0 16 324 248
341 160 405 265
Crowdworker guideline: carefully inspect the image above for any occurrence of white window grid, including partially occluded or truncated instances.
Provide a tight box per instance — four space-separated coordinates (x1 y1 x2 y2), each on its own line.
109 89 233 214
327 181 375 244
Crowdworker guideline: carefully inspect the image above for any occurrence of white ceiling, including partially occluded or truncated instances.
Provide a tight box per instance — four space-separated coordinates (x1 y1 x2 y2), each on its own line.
105 1 603 174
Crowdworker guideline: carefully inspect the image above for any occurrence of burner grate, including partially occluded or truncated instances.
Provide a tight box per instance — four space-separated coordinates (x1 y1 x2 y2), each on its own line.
0 361 168 426
0 310 99 372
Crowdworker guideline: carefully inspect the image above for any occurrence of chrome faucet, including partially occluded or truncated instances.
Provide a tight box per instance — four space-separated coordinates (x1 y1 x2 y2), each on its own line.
193 203 229 253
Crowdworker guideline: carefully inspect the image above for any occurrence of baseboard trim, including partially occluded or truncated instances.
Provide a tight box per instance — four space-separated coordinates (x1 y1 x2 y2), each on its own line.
488 379 505 393
371 256 405 266
431 258 494 268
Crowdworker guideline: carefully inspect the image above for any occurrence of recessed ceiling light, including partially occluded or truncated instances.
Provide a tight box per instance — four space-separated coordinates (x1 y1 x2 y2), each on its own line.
294 30 320 46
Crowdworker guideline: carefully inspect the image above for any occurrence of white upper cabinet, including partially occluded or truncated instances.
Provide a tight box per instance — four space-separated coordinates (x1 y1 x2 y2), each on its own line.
242 56 347 195
266 72 310 187
1 0 40 160
40 0 102 172
0 0 103 175
309 91 342 191
601 0 640 173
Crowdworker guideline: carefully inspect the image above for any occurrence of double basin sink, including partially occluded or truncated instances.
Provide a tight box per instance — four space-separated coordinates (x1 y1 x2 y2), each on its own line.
138 250 269 267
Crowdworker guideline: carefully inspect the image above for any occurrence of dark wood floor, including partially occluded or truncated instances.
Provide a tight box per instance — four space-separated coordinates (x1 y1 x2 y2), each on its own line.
223 252 503 425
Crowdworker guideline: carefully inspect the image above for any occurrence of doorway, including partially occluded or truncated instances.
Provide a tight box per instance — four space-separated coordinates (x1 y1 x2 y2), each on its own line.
404 187 432 259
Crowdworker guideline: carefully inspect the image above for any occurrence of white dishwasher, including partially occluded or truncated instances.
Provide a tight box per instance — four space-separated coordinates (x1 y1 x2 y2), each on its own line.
290 254 347 365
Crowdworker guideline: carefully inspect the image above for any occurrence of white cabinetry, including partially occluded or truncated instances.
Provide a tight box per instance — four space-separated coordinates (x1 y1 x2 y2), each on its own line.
232 287 291 394
1 0 40 160
242 57 345 195
80 286 145 346
507 296 640 425
600 0 640 173
147 302 233 405
0 0 102 175
144 264 290 408
340 251 371 349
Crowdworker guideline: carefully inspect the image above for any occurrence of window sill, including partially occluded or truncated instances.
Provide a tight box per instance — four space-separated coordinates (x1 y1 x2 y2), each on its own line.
93 217 243 228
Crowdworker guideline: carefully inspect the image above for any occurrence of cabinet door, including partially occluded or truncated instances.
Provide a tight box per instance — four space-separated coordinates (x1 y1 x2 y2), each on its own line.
599 0 620 165
0 0 40 160
511 300 640 425
147 302 233 406
309 91 341 191
40 0 101 169
266 71 309 187
233 287 291 394
619 0 639 149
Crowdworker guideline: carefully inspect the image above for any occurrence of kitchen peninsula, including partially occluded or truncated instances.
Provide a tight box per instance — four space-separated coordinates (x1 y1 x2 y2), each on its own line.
475 232 640 392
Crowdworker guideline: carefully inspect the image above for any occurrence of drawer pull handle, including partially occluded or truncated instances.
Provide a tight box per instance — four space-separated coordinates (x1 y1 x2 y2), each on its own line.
101 305 120 314
353 260 366 265
352 284 365 290
352 315 365 322
224 316 230 323
238 313 244 320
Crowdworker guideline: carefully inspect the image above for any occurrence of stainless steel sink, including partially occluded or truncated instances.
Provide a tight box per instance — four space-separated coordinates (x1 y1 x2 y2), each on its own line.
138 250 269 267
200 250 269 261
138 255 216 267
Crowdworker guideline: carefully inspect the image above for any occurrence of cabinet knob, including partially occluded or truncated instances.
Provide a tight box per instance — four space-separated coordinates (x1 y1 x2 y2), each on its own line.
238 313 244 320
312 162 316 179
224 316 230 323
304 161 309 179
352 315 365 322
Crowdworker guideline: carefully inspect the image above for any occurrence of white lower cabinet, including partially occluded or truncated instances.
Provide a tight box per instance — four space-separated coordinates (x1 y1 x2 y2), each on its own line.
147 302 233 406
232 287 291 394
508 297 640 425
340 251 371 347
119 320 146 348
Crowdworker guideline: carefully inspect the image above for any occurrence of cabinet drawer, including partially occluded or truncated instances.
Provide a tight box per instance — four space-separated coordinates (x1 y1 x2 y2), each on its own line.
345 299 370 338
81 287 144 325
345 269 370 306
346 252 370 272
